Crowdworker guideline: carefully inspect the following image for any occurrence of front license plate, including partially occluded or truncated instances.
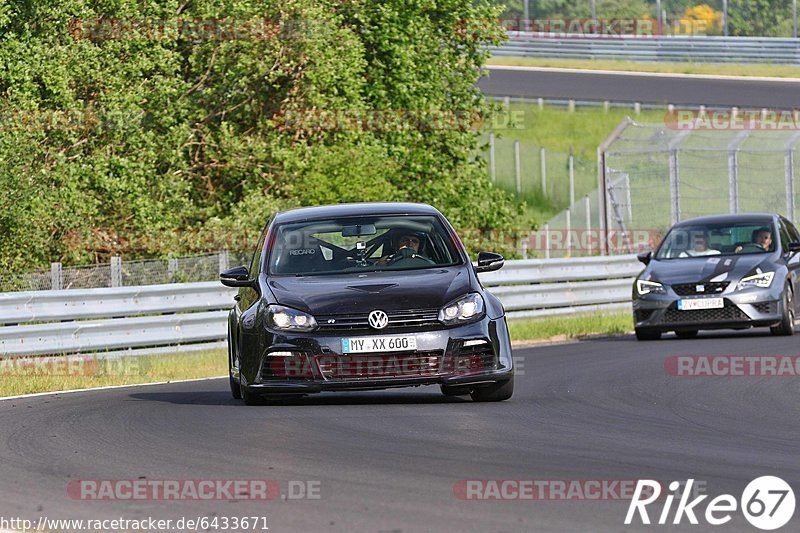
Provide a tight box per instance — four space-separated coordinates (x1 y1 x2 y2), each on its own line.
342 336 417 354
677 298 724 311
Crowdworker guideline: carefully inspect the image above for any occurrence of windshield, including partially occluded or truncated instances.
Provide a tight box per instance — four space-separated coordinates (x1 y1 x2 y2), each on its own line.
655 221 776 260
267 215 463 275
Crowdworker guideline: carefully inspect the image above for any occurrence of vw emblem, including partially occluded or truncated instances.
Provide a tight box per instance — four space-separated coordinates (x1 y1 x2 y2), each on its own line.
368 310 389 330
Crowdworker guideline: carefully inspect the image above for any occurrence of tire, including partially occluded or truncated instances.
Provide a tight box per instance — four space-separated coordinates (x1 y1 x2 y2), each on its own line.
469 376 514 402
230 375 242 400
240 382 266 406
635 328 662 341
770 286 795 336
674 330 698 339
441 385 471 397
228 330 242 400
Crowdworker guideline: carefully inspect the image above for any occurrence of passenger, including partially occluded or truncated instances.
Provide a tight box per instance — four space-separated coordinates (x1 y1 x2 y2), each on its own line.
679 231 720 257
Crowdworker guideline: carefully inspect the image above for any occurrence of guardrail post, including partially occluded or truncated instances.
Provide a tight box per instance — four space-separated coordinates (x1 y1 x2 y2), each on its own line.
168 258 178 279
489 133 496 183
603 101 609 113
537 98 543 110
110 256 122 287
540 147 547 196
568 99 575 113
51 262 62 290
514 141 521 194
633 102 641 115
219 250 229 274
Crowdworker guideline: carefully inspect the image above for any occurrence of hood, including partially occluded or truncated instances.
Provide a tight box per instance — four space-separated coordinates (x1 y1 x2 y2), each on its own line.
267 267 472 314
646 254 775 285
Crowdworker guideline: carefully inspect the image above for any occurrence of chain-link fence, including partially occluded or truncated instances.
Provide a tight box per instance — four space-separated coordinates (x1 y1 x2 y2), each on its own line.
0 251 252 292
596 118 800 256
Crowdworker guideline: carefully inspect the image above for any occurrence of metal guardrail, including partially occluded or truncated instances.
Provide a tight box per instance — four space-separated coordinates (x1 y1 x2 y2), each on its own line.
0 256 642 357
492 35 800 64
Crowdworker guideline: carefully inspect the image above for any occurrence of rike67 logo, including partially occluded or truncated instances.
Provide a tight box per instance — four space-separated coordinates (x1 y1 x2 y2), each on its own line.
625 477 795 530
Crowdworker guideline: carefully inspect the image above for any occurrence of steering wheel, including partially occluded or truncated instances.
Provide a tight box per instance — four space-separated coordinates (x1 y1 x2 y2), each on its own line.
737 243 765 253
386 247 435 266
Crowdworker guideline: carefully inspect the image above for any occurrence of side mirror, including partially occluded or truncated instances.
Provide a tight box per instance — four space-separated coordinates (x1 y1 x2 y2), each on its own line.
637 251 652 265
787 242 800 253
220 266 253 287
475 251 504 273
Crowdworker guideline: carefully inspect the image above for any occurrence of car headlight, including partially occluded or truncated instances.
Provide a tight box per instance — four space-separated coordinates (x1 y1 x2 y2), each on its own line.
737 272 774 291
439 293 485 325
636 279 665 296
266 305 318 332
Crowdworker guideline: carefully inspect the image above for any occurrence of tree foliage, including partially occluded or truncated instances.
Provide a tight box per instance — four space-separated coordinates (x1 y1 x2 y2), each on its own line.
0 0 524 270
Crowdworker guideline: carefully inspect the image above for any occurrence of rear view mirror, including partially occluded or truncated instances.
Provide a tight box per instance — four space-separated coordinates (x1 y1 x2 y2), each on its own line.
637 251 652 265
475 251 504 273
342 224 377 237
220 266 253 287
787 242 800 253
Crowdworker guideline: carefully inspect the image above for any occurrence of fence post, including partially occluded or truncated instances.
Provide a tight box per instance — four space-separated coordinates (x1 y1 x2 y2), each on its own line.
219 250 229 274
785 132 800 223
585 196 592 256
624 173 633 223
669 149 680 224
544 223 550 260
514 141 521 194
51 262 62 290
727 131 748 214
110 256 122 287
569 146 575 208
540 147 546 196
566 208 572 257
489 133 496 183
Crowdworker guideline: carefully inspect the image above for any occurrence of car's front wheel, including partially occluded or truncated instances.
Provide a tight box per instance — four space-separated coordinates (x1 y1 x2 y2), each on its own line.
770 285 795 336
635 328 662 341
469 376 514 402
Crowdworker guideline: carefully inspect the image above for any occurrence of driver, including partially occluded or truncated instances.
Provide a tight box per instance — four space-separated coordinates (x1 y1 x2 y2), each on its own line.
376 232 425 265
735 227 772 253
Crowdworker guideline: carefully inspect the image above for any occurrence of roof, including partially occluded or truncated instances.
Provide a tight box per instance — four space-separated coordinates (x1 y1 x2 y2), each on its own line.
273 202 443 224
674 213 778 226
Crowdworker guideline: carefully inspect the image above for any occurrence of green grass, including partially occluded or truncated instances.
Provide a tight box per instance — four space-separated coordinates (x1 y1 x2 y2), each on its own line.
0 313 633 397
483 102 664 223
488 56 800 79
507 311 633 342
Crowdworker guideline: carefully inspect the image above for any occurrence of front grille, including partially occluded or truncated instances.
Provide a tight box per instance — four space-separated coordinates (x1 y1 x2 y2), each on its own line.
315 351 444 380
315 309 441 332
446 340 497 374
671 282 730 296
634 309 655 322
662 302 748 323
753 301 778 314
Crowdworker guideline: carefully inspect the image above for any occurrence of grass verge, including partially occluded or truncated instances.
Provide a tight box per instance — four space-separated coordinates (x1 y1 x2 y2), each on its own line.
507 311 633 342
487 56 800 79
0 348 227 398
0 313 632 398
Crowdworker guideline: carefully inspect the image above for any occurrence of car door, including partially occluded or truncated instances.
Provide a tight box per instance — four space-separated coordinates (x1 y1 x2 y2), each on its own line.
779 217 800 312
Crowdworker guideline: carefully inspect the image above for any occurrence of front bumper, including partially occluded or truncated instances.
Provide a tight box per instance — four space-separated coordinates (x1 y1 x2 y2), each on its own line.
633 285 783 332
238 317 514 394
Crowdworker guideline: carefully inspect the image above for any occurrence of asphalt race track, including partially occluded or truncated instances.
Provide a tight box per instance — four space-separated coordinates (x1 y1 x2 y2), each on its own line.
1 331 799 532
479 66 800 108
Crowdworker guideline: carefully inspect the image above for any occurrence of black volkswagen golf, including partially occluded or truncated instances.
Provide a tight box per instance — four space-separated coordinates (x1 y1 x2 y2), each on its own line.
220 203 514 404
633 213 800 340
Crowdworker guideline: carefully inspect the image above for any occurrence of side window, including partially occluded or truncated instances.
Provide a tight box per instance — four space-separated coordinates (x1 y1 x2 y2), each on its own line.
779 220 792 252
249 224 269 276
785 218 800 243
